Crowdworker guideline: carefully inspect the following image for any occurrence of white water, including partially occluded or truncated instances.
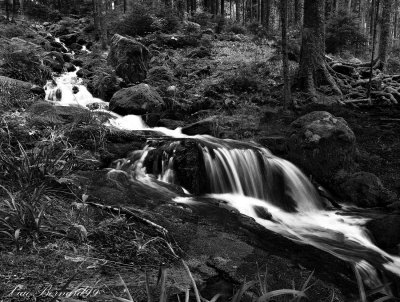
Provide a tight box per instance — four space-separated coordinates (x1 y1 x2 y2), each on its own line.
45 41 400 294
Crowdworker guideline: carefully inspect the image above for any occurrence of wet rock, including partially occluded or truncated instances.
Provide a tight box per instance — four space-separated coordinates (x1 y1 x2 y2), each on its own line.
76 68 93 79
64 62 76 72
71 59 84 67
367 215 400 251
59 33 78 46
144 139 208 194
70 43 82 51
50 40 63 49
87 74 124 102
108 34 150 84
43 58 63 73
44 51 65 65
77 38 88 45
287 111 356 188
181 117 217 136
109 83 164 116
157 119 185 129
30 85 45 96
338 171 396 208
62 53 73 63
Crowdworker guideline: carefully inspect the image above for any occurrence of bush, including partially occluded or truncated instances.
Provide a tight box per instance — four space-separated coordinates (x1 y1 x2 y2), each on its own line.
247 21 268 38
112 4 154 37
226 23 247 35
221 69 259 93
190 11 213 28
155 9 181 33
24 2 61 21
0 45 52 86
111 3 181 37
326 11 367 54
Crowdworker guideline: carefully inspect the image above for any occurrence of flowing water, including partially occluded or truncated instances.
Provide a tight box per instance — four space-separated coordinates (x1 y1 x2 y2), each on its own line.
44 43 400 296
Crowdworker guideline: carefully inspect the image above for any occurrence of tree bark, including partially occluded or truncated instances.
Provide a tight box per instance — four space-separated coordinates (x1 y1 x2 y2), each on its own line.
221 0 225 16
265 0 271 31
347 0 352 13
294 0 303 28
298 0 341 99
378 0 394 72
236 0 241 21
12 0 16 21
281 0 291 109
19 0 24 19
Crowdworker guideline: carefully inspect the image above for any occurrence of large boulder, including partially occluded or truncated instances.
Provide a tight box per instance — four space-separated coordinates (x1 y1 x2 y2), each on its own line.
109 83 164 116
182 117 218 136
367 215 400 251
43 51 65 73
107 34 150 84
59 33 79 46
337 171 396 208
144 139 208 194
287 111 356 188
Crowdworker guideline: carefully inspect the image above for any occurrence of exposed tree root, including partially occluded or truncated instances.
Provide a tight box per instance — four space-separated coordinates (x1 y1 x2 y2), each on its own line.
325 58 400 107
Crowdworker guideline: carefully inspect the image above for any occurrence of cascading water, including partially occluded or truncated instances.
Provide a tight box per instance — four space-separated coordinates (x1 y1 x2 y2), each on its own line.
44 35 400 296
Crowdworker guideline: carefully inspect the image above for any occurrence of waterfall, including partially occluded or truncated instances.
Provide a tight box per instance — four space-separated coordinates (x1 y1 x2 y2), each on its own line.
44 34 400 296
201 145 323 212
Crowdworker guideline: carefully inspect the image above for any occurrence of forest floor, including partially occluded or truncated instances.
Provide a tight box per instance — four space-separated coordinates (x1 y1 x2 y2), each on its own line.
1 16 400 302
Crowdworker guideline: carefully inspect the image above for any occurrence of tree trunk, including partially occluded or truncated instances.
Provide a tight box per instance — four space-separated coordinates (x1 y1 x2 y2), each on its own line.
281 0 291 109
359 0 366 34
236 0 241 21
221 0 225 16
378 0 394 72
93 0 100 35
335 0 340 14
242 0 246 24
298 0 341 99
19 0 24 19
5 0 10 21
347 0 352 13
394 0 399 39
294 0 303 27
12 0 16 21
265 0 271 31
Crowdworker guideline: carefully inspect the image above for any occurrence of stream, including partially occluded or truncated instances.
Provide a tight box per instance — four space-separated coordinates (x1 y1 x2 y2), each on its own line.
44 45 400 297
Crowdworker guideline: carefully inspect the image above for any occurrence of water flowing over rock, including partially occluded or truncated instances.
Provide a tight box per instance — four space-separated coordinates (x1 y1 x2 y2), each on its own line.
109 83 164 116
287 111 356 189
107 34 150 84
142 137 323 212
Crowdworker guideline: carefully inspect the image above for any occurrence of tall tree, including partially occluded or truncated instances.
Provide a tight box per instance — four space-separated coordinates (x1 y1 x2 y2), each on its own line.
236 0 241 21
19 0 24 19
5 0 10 21
294 0 303 27
12 0 17 21
298 0 341 100
378 0 394 72
281 0 291 109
